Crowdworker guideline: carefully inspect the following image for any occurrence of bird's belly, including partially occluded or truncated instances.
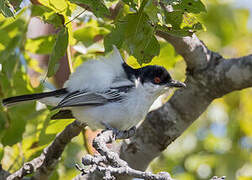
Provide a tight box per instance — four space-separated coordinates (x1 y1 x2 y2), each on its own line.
71 102 148 131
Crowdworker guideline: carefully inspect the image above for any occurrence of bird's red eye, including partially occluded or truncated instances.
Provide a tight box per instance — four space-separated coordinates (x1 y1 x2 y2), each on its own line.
154 77 161 84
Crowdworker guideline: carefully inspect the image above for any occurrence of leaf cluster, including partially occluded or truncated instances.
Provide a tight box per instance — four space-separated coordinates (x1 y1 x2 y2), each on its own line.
0 0 207 69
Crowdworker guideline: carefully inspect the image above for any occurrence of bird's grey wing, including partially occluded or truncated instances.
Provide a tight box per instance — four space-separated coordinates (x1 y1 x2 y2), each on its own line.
54 89 126 109
54 91 108 109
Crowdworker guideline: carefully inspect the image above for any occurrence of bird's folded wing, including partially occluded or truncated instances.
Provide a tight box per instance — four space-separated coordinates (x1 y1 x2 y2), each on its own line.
54 90 123 109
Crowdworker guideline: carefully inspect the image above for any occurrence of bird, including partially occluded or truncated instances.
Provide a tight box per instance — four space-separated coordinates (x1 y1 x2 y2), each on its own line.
2 46 186 139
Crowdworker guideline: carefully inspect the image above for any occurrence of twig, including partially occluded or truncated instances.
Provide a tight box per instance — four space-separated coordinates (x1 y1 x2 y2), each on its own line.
75 130 173 180
210 176 226 180
6 120 86 180
67 45 73 73
65 9 86 26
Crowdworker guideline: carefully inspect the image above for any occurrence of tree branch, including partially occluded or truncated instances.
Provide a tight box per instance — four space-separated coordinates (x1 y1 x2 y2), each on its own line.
74 130 173 180
6 121 86 180
213 54 252 95
156 31 212 70
117 35 252 179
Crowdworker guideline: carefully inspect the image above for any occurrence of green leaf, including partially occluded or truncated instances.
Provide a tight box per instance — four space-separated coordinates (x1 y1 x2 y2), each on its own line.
40 0 69 12
127 42 180 69
0 17 27 62
21 109 48 159
69 0 109 17
0 29 9 51
0 145 3 161
1 106 28 146
144 0 159 23
0 110 7 143
0 35 22 62
0 0 14 17
104 20 127 52
164 10 183 28
46 119 74 134
25 35 56 54
162 11 204 37
38 112 55 146
157 24 193 37
47 27 69 77
37 112 74 146
165 0 207 14
161 0 206 35
181 12 202 28
31 5 65 27
0 67 39 146
122 0 138 10
150 42 180 69
124 13 160 64
105 12 160 64
74 20 109 47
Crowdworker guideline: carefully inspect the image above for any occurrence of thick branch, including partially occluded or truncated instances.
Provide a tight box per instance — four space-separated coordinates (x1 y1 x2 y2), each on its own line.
118 37 252 179
156 31 211 70
213 54 252 96
6 121 86 180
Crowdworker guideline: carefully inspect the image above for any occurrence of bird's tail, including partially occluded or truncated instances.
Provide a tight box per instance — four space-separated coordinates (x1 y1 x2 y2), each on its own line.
2 88 67 107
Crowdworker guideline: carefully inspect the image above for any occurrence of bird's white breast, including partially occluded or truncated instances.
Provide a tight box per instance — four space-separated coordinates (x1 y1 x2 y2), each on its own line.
71 87 157 131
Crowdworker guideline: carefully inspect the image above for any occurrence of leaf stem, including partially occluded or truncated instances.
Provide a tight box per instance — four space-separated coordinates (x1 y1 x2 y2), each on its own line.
64 9 86 26
67 45 73 73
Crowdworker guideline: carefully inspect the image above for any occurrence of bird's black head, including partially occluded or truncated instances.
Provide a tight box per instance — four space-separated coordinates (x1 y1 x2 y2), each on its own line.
123 63 185 88
137 65 172 85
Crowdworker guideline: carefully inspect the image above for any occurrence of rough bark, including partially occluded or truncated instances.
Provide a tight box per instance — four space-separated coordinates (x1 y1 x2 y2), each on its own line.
117 33 252 178
4 121 86 180
74 130 172 180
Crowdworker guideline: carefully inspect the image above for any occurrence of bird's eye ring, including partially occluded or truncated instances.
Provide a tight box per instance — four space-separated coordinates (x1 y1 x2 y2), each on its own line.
154 77 161 84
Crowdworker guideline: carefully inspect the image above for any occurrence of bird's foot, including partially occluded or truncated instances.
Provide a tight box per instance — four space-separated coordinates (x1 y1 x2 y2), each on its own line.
115 126 136 139
101 123 136 140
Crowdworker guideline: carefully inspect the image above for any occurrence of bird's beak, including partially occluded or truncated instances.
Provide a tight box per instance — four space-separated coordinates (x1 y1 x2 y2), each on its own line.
166 80 186 88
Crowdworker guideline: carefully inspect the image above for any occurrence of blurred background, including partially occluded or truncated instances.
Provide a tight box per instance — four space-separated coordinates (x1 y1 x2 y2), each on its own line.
0 0 252 180
151 1 252 180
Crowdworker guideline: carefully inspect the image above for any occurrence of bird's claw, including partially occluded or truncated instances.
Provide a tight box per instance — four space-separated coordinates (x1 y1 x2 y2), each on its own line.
115 126 136 139
101 123 136 140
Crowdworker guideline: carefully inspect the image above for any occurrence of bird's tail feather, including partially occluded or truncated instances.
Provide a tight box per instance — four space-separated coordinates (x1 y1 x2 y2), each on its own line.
2 88 67 107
